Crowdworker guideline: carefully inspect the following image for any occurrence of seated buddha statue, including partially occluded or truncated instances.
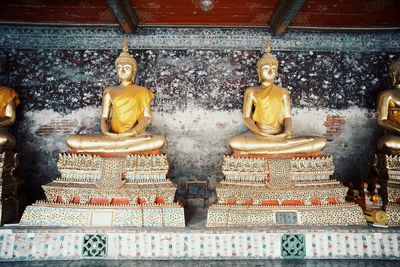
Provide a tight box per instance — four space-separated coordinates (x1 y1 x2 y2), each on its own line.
67 37 166 154
0 62 20 151
377 58 400 154
228 40 326 155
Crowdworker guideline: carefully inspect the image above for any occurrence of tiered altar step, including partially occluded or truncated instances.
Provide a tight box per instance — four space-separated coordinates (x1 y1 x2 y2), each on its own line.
216 181 348 204
207 155 366 227
207 203 365 227
20 202 184 227
42 181 176 205
20 153 185 227
0 152 25 224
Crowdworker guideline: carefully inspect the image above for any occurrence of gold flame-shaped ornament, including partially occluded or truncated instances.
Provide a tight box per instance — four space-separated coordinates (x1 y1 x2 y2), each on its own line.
115 34 137 68
257 36 278 68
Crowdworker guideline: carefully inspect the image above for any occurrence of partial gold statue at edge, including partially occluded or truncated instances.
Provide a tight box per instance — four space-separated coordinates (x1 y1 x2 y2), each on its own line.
67 36 166 154
228 39 326 154
377 57 400 154
0 61 20 150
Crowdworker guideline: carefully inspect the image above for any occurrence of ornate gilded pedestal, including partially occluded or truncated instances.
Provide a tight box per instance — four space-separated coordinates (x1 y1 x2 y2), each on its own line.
20 153 185 227
0 152 25 224
207 154 366 227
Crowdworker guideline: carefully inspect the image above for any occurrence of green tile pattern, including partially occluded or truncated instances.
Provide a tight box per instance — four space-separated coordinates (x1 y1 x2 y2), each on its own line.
281 234 306 259
82 234 108 258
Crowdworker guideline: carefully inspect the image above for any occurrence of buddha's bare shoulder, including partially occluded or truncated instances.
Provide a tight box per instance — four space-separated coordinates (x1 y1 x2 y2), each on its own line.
244 86 259 95
378 89 400 99
0 85 16 92
103 86 119 95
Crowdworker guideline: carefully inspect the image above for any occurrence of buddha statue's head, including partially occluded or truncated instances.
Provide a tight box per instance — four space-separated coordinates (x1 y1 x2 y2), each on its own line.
115 36 138 83
256 38 279 83
389 58 400 88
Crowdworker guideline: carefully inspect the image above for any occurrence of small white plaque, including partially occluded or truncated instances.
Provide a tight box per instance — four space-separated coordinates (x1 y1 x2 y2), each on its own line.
91 211 113 227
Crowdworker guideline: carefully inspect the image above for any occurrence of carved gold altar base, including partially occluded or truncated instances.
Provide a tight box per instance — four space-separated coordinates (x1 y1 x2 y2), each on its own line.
0 152 25 224
20 153 185 227
376 154 400 226
207 155 366 227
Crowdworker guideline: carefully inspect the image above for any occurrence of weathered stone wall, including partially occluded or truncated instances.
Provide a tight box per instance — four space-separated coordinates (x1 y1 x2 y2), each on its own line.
0 27 399 201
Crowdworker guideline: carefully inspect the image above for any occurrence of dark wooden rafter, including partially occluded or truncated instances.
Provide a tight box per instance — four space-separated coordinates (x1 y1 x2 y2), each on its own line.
270 0 306 35
106 0 139 33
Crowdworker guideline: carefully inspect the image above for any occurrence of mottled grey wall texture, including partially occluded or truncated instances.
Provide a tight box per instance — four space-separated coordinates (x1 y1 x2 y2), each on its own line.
0 27 399 202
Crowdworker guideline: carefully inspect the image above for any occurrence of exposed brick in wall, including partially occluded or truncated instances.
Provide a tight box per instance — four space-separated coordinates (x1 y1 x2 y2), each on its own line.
324 115 346 141
35 119 78 136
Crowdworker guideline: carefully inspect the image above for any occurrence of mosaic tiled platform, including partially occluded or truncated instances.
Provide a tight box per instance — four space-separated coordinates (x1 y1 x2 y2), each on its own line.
0 226 399 261
208 156 366 227
20 203 185 228
20 153 185 228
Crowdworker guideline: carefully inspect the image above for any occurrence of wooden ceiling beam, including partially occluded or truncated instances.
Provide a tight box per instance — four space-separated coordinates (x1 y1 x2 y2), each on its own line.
270 0 306 36
106 0 139 33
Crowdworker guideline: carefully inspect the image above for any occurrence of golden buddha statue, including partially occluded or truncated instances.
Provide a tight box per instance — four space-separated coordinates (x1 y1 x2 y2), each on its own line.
377 58 400 154
228 39 326 155
67 37 166 154
0 61 20 150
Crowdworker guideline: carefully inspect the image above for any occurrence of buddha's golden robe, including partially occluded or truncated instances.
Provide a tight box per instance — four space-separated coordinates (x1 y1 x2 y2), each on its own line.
0 86 20 116
108 85 154 134
229 82 326 154
252 84 289 129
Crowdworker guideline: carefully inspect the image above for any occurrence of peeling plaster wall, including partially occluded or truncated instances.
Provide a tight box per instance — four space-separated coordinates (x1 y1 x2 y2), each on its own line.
0 27 399 201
